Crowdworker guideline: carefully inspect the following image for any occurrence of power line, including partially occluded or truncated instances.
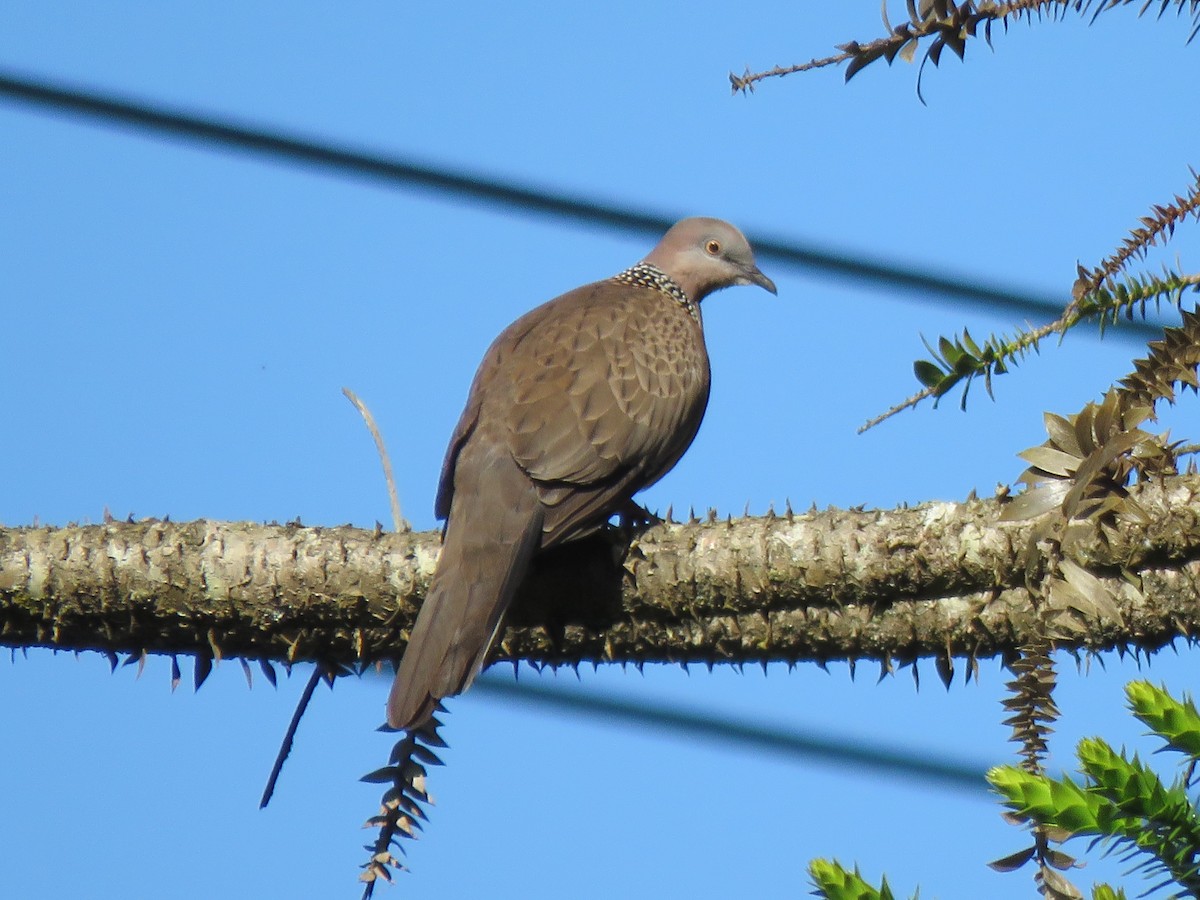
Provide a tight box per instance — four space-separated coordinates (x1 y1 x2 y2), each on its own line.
0 66 1164 337
472 674 989 794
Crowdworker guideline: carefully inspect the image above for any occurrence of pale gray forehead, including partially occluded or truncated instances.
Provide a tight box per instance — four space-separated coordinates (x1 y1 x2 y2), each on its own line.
671 217 752 252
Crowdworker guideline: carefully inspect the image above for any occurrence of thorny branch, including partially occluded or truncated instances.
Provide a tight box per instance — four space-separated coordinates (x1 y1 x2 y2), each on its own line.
6 477 1200 676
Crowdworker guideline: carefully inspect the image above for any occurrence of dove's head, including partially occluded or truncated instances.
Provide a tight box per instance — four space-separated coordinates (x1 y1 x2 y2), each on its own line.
644 217 776 303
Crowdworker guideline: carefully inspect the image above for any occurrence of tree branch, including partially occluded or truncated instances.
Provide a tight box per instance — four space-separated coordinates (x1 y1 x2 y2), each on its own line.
4 476 1200 673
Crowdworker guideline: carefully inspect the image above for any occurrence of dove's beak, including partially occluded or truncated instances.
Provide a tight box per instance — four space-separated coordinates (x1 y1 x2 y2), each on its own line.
745 265 777 295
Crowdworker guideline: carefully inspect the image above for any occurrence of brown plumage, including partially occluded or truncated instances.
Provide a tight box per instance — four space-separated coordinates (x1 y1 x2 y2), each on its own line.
387 217 776 730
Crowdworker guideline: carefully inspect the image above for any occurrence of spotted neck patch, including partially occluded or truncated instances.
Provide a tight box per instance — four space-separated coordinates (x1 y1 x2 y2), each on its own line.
611 263 696 320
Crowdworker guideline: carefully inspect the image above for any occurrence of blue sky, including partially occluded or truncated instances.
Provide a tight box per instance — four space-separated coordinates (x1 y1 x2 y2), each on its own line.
2 4 1199 898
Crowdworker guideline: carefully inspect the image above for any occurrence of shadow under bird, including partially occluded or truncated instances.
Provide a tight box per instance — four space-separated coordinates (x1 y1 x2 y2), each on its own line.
387 217 777 730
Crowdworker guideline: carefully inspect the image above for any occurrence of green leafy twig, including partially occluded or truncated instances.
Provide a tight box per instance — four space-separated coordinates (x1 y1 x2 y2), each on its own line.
809 859 915 900
990 681 1200 897
860 272 1200 432
1127 681 1200 761
993 642 1084 899
1070 169 1200 315
988 383 1182 898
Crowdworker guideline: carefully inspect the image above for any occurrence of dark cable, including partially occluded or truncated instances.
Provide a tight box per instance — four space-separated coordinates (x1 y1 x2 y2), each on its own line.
473 674 989 794
0 66 1166 335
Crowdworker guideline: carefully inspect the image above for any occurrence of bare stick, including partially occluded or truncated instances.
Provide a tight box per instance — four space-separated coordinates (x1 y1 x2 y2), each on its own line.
261 389 407 809
259 664 323 808
343 387 408 533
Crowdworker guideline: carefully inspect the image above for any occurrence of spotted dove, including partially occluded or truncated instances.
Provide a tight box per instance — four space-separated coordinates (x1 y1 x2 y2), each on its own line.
387 217 776 730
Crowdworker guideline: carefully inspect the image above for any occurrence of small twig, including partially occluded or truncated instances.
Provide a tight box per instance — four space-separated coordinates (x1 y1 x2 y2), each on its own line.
858 316 1068 433
342 387 438 888
733 0 1200 95
343 387 409 533
729 51 848 93
260 386 407 813
857 384 940 434
1069 169 1200 314
259 664 325 808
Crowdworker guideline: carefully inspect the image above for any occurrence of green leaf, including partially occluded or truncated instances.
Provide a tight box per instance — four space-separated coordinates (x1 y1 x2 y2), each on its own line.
913 359 947 388
1127 681 1200 758
938 335 963 366
809 859 904 900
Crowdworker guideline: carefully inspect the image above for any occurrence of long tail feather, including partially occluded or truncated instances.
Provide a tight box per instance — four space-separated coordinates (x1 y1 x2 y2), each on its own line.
387 451 543 730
